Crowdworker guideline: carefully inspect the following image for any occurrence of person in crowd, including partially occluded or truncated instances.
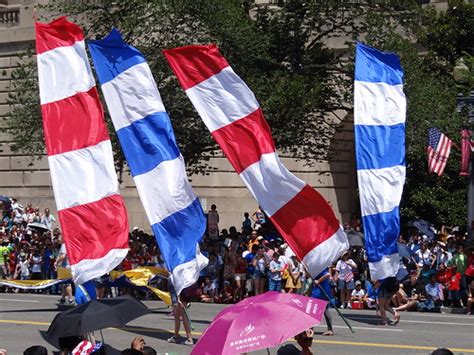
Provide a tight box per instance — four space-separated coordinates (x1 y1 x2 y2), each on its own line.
415 241 432 268
0 239 13 279
465 246 474 315
207 204 220 241
247 230 260 252
286 256 303 294
222 245 235 283
23 346 47 355
447 265 463 308
41 208 56 231
233 253 247 301
15 252 30 280
335 251 357 309
251 206 266 230
253 246 268 295
242 212 252 236
277 328 314 355
29 248 43 280
350 280 365 302
268 252 283 292
200 276 218 303
421 274 444 311
219 280 234 303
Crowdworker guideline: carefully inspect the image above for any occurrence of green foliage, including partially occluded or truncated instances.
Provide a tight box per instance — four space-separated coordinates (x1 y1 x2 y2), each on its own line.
3 0 472 227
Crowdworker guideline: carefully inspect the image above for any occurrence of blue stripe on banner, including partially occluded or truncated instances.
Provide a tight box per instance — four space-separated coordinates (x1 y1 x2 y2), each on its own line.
355 123 405 170
116 111 180 177
151 198 206 271
355 43 403 85
88 28 146 85
362 207 400 263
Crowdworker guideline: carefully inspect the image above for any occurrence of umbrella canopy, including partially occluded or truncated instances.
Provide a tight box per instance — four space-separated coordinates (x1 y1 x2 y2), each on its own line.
47 295 149 338
28 222 50 232
191 291 327 355
408 219 436 240
397 242 414 259
347 230 364 247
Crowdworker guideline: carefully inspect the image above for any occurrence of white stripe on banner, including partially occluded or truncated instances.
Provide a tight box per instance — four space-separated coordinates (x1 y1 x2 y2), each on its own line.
186 67 260 132
357 165 406 216
369 253 400 281
354 81 406 126
133 155 197 225
37 40 95 104
102 62 166 131
48 140 119 210
239 152 305 217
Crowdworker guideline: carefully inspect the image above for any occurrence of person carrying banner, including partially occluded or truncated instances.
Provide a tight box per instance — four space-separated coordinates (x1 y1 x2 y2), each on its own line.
167 284 193 346
375 277 400 325
311 268 335 336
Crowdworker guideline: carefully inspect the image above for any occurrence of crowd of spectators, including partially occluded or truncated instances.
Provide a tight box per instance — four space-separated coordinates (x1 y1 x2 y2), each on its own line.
1 198 473 316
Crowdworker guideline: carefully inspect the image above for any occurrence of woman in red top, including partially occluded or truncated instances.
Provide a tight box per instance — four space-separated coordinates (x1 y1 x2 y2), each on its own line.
465 249 474 314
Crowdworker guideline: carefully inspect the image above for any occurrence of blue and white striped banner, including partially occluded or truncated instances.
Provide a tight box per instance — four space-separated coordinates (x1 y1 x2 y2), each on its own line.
88 29 207 294
354 43 406 281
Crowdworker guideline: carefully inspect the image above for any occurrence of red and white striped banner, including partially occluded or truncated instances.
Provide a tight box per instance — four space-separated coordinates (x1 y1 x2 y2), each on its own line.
164 45 348 277
36 17 129 284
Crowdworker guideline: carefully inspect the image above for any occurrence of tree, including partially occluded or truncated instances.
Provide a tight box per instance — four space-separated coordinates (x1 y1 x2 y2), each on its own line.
4 0 471 227
4 0 423 173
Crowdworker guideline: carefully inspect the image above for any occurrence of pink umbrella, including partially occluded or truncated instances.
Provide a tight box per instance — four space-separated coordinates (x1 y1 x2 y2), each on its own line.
191 291 327 355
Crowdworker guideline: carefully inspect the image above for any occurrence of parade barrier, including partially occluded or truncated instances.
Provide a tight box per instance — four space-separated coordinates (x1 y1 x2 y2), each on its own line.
0 266 171 305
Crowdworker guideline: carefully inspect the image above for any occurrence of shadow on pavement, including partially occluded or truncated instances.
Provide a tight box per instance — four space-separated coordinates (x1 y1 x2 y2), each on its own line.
0 308 58 313
341 313 380 325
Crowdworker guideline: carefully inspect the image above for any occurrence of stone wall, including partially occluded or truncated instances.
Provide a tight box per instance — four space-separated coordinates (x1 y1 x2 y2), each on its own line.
0 0 360 232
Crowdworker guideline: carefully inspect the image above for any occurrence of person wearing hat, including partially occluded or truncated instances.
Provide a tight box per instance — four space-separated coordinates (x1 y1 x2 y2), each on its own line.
15 251 30 280
350 280 365 302
335 251 357 309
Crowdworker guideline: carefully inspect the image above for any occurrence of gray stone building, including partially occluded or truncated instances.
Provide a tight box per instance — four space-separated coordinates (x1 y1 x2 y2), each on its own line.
1 0 446 230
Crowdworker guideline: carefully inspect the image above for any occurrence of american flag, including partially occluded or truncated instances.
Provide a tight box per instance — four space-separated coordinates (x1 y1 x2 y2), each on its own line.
427 128 452 176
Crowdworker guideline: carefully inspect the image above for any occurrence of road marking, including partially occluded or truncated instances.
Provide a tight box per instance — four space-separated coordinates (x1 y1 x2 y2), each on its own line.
0 298 40 303
314 324 402 332
348 316 474 327
2 319 473 353
311 339 474 353
0 320 50 326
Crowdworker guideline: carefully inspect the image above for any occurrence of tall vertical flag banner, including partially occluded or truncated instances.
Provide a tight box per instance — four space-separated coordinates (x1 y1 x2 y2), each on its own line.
354 43 405 280
88 30 207 295
164 45 349 277
35 17 129 285
460 129 471 176
427 127 452 176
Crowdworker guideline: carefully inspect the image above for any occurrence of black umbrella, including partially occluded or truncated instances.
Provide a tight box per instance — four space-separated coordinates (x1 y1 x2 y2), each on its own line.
28 222 50 232
47 295 149 338
347 230 365 247
408 219 436 240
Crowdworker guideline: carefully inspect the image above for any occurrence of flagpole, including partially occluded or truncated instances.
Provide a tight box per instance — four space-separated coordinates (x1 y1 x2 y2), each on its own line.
316 283 354 333
300 262 354 333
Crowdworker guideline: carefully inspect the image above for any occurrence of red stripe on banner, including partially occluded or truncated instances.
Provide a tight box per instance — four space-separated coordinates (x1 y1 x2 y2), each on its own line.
269 184 340 260
211 108 276 173
58 194 129 266
35 17 85 54
41 87 110 156
163 44 229 90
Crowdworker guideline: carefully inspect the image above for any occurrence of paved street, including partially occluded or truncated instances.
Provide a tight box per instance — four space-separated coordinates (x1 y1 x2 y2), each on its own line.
0 293 473 354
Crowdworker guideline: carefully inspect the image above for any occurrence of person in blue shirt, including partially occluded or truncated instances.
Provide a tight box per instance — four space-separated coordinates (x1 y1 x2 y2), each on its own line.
311 268 334 336
75 280 97 305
